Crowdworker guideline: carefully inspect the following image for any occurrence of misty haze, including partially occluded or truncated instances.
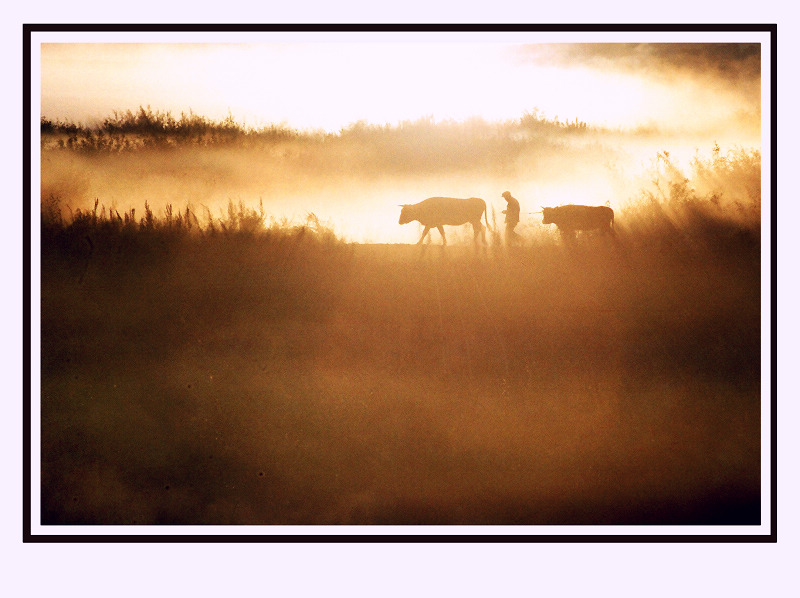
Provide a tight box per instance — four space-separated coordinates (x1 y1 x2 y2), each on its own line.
38 40 763 527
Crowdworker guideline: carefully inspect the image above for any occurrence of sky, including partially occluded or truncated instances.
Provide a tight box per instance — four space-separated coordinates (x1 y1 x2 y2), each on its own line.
38 35 763 137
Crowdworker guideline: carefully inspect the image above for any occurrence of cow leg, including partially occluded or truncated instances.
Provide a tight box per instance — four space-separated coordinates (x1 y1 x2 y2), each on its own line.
436 225 447 245
472 221 486 245
417 226 431 244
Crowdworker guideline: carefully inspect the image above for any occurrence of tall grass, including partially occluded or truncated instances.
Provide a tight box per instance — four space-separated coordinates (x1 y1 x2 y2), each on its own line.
42 195 339 251
614 146 761 253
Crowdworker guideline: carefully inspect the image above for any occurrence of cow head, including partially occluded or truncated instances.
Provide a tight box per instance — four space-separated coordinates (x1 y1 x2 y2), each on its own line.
398 204 414 225
541 207 555 225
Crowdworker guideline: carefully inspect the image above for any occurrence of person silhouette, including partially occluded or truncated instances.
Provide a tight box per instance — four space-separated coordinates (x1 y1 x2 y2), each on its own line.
501 191 521 246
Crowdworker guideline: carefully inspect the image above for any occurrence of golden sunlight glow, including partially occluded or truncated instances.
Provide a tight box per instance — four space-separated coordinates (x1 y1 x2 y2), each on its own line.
40 42 754 135
39 38 762 244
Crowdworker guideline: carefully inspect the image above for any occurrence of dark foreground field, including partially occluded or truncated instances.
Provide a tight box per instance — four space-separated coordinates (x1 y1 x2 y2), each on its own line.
40 221 761 526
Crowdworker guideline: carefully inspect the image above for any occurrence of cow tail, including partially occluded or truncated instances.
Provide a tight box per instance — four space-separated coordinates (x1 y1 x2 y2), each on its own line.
484 204 491 231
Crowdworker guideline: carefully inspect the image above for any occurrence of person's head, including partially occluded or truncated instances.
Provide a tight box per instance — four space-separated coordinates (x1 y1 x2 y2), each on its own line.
501 191 512 201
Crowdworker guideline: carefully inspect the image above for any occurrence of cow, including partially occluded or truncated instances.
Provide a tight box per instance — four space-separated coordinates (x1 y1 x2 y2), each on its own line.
398 196 490 245
540 204 615 242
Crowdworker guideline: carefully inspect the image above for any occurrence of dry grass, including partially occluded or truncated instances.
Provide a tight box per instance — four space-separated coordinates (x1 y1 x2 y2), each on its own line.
40 206 760 525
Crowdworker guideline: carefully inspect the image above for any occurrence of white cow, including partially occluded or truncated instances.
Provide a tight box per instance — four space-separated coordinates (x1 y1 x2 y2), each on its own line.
398 197 490 245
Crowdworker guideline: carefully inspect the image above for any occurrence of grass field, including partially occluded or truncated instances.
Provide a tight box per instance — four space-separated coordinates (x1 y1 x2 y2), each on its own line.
40 212 761 525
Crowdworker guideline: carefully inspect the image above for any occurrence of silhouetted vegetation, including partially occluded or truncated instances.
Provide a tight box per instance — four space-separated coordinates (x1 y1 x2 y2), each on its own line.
41 106 593 153
615 146 760 249
41 107 305 152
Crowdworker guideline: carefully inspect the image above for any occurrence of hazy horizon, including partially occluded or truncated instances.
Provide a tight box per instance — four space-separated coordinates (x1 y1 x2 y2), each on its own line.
40 40 762 137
